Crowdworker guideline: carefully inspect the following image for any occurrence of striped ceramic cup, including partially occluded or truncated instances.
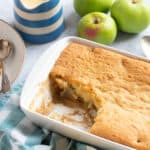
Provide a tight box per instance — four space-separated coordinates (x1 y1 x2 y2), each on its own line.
14 0 64 44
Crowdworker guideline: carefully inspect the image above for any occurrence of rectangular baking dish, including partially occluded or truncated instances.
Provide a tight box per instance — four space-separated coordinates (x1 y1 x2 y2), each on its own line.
20 36 149 150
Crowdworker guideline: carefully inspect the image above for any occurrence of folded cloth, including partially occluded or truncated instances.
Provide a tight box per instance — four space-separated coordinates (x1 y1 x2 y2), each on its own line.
0 83 100 150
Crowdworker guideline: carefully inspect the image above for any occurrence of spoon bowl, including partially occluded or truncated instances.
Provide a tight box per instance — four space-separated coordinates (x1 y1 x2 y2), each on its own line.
141 36 150 59
0 39 13 60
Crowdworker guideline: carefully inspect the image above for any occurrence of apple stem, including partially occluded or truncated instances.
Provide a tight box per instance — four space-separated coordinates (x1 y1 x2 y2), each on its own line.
93 17 101 24
132 0 139 4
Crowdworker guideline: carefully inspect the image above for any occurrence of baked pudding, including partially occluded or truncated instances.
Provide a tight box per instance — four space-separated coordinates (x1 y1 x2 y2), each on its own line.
30 42 150 150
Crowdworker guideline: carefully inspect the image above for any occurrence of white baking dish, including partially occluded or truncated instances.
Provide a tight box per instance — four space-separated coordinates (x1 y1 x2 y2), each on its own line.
20 36 148 150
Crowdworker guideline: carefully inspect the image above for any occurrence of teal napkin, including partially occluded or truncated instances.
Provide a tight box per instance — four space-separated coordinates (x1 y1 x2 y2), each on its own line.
0 83 99 150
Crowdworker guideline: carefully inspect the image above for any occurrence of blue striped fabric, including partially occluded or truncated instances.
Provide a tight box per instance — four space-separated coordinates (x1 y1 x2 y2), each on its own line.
0 83 100 150
14 0 60 13
14 0 64 43
14 8 63 28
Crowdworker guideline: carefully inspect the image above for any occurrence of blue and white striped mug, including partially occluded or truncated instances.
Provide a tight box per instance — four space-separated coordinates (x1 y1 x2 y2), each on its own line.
14 0 64 44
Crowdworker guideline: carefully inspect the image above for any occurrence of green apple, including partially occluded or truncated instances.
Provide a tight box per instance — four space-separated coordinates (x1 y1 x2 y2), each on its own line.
111 0 150 33
77 12 117 45
74 0 113 17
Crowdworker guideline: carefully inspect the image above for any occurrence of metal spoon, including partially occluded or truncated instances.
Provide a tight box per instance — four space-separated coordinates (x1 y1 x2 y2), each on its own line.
0 39 13 93
141 36 150 59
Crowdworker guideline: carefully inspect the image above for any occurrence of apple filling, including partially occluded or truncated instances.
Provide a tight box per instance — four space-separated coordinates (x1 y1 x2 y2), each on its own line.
50 77 97 129
30 79 97 130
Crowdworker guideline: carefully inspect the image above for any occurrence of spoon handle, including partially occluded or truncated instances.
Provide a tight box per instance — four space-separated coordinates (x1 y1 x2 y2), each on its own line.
0 62 10 93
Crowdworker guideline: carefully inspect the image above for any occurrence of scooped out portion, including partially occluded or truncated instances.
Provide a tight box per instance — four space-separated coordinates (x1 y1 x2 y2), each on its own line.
30 79 97 131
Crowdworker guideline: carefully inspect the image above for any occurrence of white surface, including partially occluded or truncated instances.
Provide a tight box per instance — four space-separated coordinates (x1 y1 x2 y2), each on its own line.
0 0 149 86
21 36 137 150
